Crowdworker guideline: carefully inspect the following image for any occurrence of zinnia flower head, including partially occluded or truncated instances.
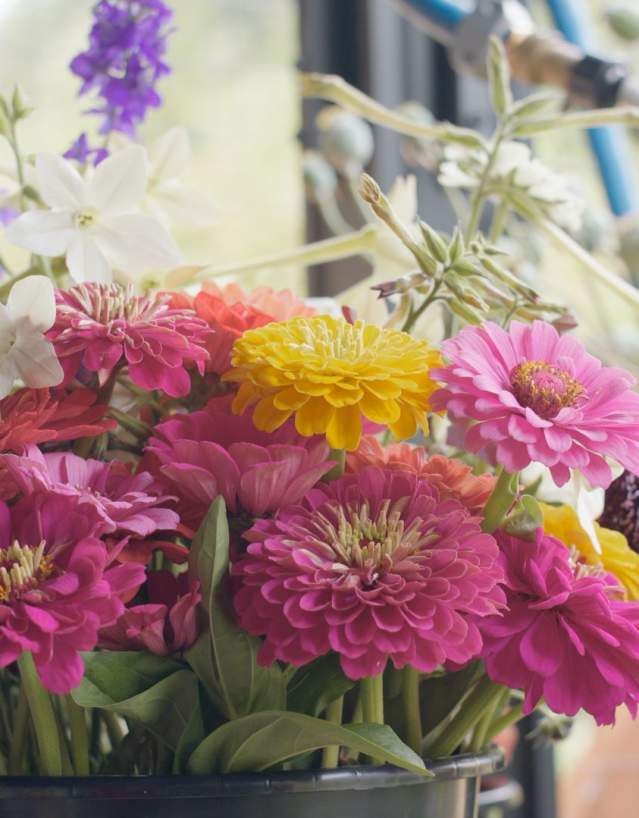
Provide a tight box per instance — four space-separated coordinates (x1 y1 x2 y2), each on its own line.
541 502 639 600
99 570 201 656
146 395 334 529
224 315 443 451
480 528 639 725
49 283 210 397
233 467 505 679
2 447 178 542
347 436 496 516
600 470 639 553
0 493 144 693
431 320 639 487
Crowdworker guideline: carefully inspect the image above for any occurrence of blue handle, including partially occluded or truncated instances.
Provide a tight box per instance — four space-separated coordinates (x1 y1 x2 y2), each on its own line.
546 0 638 215
398 0 468 31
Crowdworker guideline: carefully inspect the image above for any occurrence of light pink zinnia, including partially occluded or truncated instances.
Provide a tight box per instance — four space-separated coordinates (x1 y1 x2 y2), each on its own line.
480 528 639 725
0 493 144 693
49 283 210 397
146 395 334 529
2 447 179 540
100 570 201 656
431 320 639 487
233 467 505 679
347 436 496 516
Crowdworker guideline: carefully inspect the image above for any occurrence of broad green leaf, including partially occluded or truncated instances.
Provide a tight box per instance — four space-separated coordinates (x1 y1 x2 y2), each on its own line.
287 654 354 717
187 710 430 776
80 651 183 702
186 496 285 719
72 662 197 750
172 687 206 773
487 36 512 118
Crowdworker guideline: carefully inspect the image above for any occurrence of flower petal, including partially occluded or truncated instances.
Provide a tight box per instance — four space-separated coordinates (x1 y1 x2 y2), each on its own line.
5 210 75 256
95 214 181 274
11 334 64 389
88 146 148 215
7 275 56 331
66 233 112 284
148 127 190 184
36 153 87 209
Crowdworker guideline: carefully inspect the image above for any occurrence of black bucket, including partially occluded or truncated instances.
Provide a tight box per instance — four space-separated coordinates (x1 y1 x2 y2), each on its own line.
0 749 503 818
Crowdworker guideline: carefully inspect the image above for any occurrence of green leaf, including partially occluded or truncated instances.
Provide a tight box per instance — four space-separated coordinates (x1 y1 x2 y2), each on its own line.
72 663 198 750
487 36 512 118
186 496 286 719
287 654 354 717
187 711 430 776
420 662 483 736
509 91 562 122
172 688 206 773
80 651 184 702
503 494 543 541
419 220 448 263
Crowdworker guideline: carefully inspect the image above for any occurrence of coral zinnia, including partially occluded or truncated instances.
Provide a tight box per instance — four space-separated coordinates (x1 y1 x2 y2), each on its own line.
347 436 496 515
0 493 144 693
224 315 442 451
233 467 505 679
480 528 639 725
49 283 210 397
431 320 639 487
541 502 639 601
146 395 333 529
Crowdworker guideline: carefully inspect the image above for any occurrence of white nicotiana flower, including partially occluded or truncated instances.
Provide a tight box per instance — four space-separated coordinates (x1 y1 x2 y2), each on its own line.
5 146 182 284
0 275 63 397
438 140 584 232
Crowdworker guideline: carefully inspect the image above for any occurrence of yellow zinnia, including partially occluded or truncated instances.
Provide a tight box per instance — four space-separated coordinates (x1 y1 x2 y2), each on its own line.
541 502 639 600
223 314 442 451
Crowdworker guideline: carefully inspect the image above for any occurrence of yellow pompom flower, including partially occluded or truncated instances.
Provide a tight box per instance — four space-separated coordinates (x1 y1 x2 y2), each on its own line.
223 314 442 451
541 502 639 600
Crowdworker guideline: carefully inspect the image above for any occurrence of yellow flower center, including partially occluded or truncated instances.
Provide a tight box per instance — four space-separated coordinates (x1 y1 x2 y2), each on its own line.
0 541 54 602
510 359 583 419
74 207 99 230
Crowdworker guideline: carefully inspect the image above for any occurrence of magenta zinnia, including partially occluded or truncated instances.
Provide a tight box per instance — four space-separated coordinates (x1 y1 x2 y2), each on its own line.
233 467 505 679
480 528 639 725
146 395 334 529
49 283 210 397
431 320 639 487
0 493 144 693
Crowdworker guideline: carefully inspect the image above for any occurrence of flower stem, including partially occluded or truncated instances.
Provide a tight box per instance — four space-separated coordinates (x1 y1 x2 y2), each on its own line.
360 672 385 765
324 448 346 482
489 199 510 243
17 652 62 776
482 467 518 534
8 686 29 774
423 675 504 758
484 701 525 745
465 128 506 241
514 106 639 137
321 696 344 769
66 696 90 776
469 687 509 752
402 666 423 755
191 226 376 284
102 710 126 751
402 280 443 333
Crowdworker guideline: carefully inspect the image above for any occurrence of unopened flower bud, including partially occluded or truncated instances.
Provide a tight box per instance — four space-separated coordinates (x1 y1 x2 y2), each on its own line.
318 106 374 177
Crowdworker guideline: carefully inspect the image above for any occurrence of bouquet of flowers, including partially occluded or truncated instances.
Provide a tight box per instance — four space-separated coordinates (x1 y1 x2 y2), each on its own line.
2 0 639 782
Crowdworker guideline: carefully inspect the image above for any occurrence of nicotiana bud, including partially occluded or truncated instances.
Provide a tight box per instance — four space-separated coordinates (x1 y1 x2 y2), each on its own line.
317 106 374 178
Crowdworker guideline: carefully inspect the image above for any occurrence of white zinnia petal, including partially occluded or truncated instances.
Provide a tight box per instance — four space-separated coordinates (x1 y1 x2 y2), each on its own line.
0 361 17 399
7 275 56 331
66 233 112 283
5 210 75 256
11 333 63 388
35 153 87 209
88 146 148 216
148 127 190 184
96 213 182 273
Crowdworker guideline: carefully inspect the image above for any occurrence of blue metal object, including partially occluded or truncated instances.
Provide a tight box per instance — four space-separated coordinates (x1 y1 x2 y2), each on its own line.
541 0 638 215
398 0 468 31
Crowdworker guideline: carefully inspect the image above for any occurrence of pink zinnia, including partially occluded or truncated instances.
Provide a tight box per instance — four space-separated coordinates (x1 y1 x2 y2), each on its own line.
347 436 496 516
233 467 505 679
49 283 210 397
0 493 144 693
480 528 639 725
100 570 201 656
431 320 639 487
3 447 179 540
146 395 334 529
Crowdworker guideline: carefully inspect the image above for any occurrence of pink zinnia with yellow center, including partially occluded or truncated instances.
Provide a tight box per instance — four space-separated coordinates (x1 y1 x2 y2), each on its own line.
431 320 639 487
233 467 505 679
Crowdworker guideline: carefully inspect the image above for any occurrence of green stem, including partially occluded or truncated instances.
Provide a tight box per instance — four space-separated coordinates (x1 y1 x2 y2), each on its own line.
513 106 639 137
360 672 385 765
8 686 29 774
469 687 509 753
321 696 344 769
401 279 443 333
66 697 90 776
102 710 126 751
424 676 504 759
484 701 525 745
482 466 518 534
465 128 506 241
324 448 346 482
488 199 510 243
191 225 376 284
317 195 356 236
17 653 62 776
8 120 26 210
402 666 423 755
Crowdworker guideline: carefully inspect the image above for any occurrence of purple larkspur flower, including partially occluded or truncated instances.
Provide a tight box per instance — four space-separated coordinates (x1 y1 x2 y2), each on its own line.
64 133 109 166
68 0 173 154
